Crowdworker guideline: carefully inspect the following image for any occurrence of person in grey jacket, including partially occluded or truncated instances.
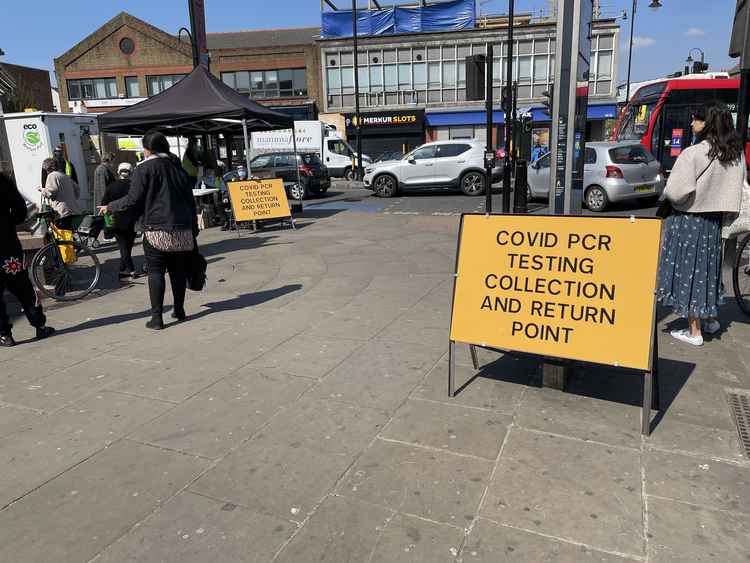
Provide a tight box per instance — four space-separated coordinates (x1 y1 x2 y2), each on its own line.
93 153 116 206
39 158 84 226
657 104 745 346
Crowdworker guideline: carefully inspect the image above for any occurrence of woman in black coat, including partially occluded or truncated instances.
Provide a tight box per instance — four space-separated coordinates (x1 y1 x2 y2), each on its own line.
100 130 198 330
0 170 54 347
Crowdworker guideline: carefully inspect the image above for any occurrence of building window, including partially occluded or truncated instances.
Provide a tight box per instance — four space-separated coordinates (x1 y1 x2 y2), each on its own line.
221 68 307 99
119 37 135 55
146 74 186 96
67 77 117 100
124 76 140 98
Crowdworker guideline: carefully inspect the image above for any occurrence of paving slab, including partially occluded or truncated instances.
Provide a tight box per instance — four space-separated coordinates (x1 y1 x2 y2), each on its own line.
0 440 209 563
647 497 750 562
480 428 644 557
95 491 295 563
647 415 745 462
337 438 493 526
311 339 444 412
191 399 388 521
131 369 314 459
369 512 464 563
0 402 38 439
414 359 528 415
461 519 633 562
644 450 750 514
0 391 172 509
247 334 364 379
274 495 391 563
516 388 642 449
381 398 512 460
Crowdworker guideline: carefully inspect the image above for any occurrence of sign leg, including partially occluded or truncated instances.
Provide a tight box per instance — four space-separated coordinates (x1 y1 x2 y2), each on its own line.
469 345 480 370
449 340 456 398
642 370 653 437
652 323 660 410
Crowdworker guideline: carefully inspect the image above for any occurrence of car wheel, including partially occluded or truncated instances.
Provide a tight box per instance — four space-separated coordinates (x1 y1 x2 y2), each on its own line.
373 174 397 198
344 167 354 181
460 171 485 196
289 183 307 201
585 185 608 212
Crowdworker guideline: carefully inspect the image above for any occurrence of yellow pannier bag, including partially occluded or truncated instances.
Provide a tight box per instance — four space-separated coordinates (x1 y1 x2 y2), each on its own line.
50 225 77 264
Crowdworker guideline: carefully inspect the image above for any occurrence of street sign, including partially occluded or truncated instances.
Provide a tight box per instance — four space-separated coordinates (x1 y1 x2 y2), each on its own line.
227 179 291 222
449 214 662 372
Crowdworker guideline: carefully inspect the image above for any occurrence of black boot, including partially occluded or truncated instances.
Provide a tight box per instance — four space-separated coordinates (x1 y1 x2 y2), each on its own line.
35 326 55 340
171 306 186 322
146 315 164 330
0 333 16 347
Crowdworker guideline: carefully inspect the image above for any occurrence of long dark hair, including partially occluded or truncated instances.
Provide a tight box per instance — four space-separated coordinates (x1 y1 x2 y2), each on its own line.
703 104 744 164
142 129 170 154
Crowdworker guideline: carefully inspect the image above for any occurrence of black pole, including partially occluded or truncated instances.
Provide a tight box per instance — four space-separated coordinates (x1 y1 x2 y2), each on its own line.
738 1 750 143
187 0 200 68
625 0 636 104
485 44 494 214
353 0 363 181
511 80 518 167
502 0 515 213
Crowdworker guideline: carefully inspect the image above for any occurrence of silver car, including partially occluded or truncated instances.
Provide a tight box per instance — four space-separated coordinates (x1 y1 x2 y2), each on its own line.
527 141 665 212
363 140 503 197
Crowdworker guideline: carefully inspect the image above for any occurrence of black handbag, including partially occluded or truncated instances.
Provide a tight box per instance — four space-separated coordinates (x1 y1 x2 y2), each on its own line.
657 155 716 219
186 247 207 291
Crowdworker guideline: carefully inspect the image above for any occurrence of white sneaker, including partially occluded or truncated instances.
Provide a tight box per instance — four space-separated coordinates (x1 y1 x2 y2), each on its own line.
670 329 704 346
702 320 720 335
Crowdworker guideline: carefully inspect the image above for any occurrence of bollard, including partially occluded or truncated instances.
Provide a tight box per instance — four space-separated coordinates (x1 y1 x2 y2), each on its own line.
513 159 528 214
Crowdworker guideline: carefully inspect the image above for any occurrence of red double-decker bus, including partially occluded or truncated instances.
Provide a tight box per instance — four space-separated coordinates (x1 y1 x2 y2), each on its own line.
613 76 740 173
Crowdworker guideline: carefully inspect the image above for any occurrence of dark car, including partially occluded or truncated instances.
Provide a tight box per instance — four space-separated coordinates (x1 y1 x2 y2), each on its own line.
248 152 330 200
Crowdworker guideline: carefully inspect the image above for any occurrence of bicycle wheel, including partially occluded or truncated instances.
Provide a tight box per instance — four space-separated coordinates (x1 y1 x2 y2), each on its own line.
31 240 101 301
733 234 750 317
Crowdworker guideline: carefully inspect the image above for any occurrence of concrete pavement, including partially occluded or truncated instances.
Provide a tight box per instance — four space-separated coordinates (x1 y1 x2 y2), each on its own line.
0 205 749 562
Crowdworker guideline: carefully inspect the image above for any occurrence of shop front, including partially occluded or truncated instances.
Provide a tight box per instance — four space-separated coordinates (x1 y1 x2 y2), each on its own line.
344 109 424 160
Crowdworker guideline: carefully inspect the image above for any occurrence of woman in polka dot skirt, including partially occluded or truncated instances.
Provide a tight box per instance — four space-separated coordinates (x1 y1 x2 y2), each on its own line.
657 105 745 346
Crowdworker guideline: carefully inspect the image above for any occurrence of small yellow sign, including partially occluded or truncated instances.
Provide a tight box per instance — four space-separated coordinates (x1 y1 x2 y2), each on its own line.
227 179 291 222
450 214 662 371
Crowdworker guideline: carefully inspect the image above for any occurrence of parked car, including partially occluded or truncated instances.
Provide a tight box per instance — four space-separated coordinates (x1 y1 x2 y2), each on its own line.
373 150 404 163
243 152 331 200
526 141 664 211
363 140 503 197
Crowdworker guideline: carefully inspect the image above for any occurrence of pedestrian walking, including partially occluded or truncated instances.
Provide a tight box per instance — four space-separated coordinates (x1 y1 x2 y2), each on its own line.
657 104 745 346
93 153 116 207
100 130 198 330
0 169 55 347
39 158 84 228
101 162 138 281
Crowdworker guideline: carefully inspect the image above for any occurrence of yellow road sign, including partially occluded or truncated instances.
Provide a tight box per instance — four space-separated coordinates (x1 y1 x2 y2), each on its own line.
450 214 662 371
227 179 291 222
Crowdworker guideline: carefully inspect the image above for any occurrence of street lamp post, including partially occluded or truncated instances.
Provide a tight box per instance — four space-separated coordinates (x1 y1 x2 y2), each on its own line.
686 47 706 74
352 0 363 181
624 0 662 104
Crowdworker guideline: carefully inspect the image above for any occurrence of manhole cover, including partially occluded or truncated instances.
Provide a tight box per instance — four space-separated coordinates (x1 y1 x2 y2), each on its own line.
727 389 750 459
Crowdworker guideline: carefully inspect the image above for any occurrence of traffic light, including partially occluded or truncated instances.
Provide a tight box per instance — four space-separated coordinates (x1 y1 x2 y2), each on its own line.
541 84 554 116
501 85 512 113
692 61 710 74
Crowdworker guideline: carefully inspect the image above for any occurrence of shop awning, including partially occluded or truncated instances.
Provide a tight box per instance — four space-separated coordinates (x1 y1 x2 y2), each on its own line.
425 111 506 126
586 104 619 120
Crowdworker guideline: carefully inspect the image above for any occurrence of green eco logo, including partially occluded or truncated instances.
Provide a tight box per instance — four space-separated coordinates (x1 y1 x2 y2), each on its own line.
23 131 40 146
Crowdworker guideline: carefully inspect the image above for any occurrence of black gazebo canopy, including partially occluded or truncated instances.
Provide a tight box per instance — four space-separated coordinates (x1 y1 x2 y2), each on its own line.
98 65 293 135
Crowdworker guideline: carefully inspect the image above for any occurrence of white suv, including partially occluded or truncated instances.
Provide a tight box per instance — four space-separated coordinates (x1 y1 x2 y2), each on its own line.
362 140 502 197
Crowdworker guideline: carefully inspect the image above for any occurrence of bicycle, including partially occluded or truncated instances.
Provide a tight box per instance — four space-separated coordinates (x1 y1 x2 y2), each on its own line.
733 233 750 316
30 210 102 301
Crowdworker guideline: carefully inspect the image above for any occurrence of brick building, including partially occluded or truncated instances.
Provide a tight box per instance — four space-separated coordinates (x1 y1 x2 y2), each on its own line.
0 62 54 112
54 12 322 119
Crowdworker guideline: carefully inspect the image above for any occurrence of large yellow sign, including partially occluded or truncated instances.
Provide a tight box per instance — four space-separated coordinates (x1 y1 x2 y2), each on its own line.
450 214 662 371
227 179 291 222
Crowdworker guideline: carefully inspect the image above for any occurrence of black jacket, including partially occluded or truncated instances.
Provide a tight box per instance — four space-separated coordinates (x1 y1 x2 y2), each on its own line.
0 173 28 263
101 179 137 231
109 154 197 233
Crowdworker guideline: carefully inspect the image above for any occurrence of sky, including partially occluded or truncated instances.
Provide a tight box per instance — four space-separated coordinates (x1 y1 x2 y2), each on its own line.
0 0 741 86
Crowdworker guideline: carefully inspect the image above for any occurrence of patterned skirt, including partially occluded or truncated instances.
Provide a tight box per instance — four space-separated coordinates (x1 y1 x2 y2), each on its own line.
656 211 724 319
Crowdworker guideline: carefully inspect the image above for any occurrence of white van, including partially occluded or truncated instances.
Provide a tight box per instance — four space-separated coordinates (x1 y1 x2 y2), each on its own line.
251 120 370 180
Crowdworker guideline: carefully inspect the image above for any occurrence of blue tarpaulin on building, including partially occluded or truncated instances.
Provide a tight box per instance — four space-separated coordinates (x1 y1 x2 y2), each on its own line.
321 0 475 39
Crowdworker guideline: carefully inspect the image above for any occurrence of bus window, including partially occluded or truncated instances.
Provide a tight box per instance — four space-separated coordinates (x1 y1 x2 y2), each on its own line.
618 103 656 140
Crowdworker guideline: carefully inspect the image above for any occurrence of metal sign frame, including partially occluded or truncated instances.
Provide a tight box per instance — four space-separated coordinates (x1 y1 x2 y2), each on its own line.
447 212 663 436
